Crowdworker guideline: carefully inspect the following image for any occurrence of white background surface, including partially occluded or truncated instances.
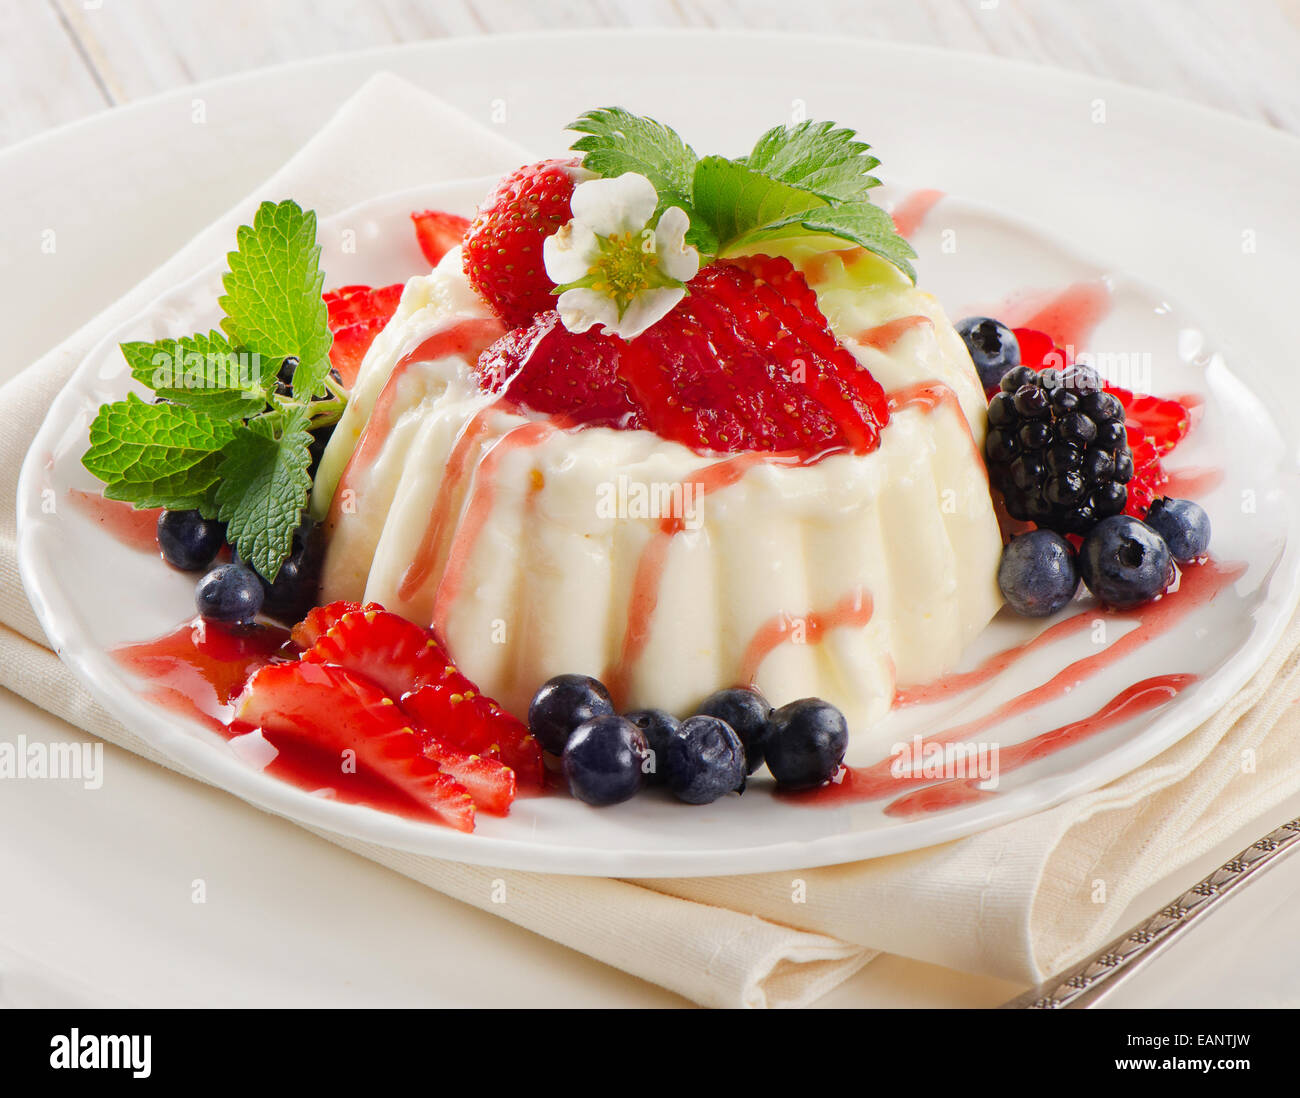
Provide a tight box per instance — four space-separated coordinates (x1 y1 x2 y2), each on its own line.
3 0 1300 1008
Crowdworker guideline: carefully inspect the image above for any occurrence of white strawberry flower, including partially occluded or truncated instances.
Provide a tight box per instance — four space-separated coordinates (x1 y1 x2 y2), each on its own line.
543 172 700 340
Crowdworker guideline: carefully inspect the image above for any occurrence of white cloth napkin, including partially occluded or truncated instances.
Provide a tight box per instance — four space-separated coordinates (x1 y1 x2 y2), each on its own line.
5 73 1300 1007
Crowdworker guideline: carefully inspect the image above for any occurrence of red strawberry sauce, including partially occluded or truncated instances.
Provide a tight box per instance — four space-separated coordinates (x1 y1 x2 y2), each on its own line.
794 559 1242 815
857 315 933 350
429 419 557 639
890 189 945 239
1000 280 1111 353
68 490 161 554
326 317 504 531
738 588 874 687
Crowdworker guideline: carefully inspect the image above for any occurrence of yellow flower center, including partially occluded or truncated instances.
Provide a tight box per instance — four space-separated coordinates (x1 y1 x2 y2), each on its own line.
589 230 660 311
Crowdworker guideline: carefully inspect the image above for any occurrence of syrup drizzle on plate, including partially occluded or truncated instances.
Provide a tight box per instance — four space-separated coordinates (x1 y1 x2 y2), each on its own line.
797 559 1242 813
67 490 161 554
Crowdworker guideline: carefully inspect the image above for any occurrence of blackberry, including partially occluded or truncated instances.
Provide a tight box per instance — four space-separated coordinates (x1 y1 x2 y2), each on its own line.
985 365 1133 536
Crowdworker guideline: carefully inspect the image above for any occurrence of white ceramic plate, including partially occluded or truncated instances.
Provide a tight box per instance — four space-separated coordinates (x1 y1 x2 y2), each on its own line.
19 159 1300 875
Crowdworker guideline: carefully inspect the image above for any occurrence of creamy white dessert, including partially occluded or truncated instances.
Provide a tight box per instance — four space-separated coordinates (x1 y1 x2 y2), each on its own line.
312 246 1003 730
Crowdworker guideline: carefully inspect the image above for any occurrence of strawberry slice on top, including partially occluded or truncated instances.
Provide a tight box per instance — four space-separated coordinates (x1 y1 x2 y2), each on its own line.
474 255 889 459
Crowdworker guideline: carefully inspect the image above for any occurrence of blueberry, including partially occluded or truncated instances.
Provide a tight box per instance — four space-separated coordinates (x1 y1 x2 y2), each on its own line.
157 509 226 572
308 424 334 478
260 522 325 623
694 686 772 774
956 317 1021 391
624 708 680 784
1078 516 1174 609
276 356 299 389
562 715 647 806
997 530 1079 617
665 716 746 804
195 563 263 624
528 674 615 755
1145 497 1211 562
764 699 848 790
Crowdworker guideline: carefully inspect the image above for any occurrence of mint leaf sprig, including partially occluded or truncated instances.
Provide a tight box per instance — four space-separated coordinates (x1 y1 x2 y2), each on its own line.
82 199 342 582
566 108 916 281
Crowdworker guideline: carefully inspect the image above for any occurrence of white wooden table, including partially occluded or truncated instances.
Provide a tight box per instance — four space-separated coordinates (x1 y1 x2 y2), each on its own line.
3 0 1299 1009
5 0 1300 148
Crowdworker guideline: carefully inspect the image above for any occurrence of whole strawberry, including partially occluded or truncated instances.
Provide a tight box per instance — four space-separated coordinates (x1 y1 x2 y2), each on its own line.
462 157 582 328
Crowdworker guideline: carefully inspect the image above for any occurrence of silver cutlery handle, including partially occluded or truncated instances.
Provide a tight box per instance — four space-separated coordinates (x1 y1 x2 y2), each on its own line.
1002 815 1300 1008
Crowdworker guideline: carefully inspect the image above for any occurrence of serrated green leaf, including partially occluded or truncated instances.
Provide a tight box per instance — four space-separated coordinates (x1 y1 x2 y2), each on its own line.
218 199 333 399
100 461 225 513
690 156 832 249
568 107 699 209
742 120 881 203
120 330 273 419
215 406 314 582
731 201 918 282
83 393 236 501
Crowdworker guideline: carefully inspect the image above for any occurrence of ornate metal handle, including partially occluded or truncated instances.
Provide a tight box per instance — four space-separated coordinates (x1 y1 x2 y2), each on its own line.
1002 815 1300 1008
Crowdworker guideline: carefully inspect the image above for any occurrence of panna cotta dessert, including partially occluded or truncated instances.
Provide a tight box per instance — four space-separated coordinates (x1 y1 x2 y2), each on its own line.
312 245 1002 729
82 107 1211 824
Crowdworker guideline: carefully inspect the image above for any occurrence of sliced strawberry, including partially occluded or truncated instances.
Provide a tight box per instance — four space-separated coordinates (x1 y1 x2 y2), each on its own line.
1104 385 1191 454
323 283 403 387
421 737 516 815
476 256 889 458
462 158 581 328
301 607 545 789
1124 426 1169 519
236 662 476 832
412 210 470 266
292 600 365 649
302 607 469 698
475 310 647 431
403 685 544 789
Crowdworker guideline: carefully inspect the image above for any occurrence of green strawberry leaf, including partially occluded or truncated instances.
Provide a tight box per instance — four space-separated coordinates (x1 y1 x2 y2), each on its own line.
741 120 881 203
727 201 917 282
